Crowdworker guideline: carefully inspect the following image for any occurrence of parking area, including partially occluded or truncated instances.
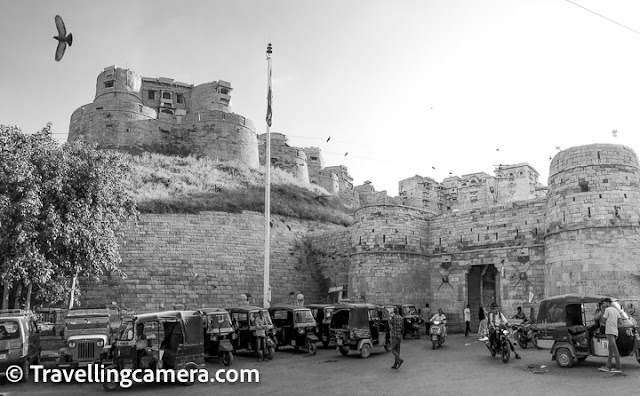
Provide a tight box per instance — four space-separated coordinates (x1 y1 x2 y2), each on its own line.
4 333 639 396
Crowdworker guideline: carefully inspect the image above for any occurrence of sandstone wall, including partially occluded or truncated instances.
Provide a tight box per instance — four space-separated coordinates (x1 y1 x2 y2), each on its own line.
79 212 344 312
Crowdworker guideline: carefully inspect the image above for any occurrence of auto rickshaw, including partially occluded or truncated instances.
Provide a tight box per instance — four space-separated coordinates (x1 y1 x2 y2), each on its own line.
269 305 320 355
103 310 205 391
199 308 235 366
393 303 421 339
535 293 640 368
226 306 276 360
306 304 335 348
329 303 391 358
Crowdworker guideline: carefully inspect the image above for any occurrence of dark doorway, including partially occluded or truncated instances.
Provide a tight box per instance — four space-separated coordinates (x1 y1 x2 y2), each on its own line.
467 264 498 332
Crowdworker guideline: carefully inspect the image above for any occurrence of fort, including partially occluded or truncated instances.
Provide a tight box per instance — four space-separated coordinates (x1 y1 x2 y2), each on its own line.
69 66 640 331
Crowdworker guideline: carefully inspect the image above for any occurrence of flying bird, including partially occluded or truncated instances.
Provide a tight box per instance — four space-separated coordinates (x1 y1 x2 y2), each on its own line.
496 148 500 151
344 152 348 157
612 129 618 137
326 136 331 142
432 167 436 169
53 15 73 61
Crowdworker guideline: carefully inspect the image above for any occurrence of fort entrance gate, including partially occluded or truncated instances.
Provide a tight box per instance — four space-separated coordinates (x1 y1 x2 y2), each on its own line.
467 264 498 331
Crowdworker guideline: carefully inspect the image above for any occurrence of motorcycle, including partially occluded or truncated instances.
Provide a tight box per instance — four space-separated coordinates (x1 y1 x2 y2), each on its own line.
429 320 447 349
484 326 512 363
513 319 539 349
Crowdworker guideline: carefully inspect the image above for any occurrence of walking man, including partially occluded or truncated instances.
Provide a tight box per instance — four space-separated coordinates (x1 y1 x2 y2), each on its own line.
390 307 404 369
599 298 622 373
464 304 471 337
422 303 432 335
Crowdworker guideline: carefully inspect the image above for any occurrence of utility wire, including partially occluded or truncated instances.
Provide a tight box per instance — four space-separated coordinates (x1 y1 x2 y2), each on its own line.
564 0 640 36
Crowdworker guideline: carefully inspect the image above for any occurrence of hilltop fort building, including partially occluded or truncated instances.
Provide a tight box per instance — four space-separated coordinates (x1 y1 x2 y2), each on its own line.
69 67 640 331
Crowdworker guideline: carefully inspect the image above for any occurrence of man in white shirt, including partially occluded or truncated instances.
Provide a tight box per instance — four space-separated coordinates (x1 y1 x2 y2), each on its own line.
599 298 622 373
464 304 471 337
430 309 448 339
488 303 520 359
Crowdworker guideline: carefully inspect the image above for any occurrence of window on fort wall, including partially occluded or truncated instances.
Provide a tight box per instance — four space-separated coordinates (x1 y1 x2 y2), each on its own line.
148 90 156 100
104 80 115 88
162 92 171 100
177 94 184 104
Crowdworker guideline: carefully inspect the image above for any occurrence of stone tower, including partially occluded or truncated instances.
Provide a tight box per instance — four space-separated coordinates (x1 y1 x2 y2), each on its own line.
544 143 640 299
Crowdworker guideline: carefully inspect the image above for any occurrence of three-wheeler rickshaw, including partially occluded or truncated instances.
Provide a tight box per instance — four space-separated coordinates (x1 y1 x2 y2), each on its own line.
269 304 320 355
103 310 205 391
306 304 335 348
329 303 391 358
226 306 276 360
199 308 235 366
393 303 421 339
535 293 640 368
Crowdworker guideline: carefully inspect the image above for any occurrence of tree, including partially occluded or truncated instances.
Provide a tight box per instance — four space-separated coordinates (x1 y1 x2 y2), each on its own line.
0 124 137 309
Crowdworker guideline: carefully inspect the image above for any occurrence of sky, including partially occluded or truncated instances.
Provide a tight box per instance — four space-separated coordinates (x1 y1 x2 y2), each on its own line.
3 0 640 195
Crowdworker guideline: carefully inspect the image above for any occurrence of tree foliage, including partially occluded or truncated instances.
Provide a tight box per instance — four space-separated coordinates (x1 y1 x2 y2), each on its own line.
0 124 137 306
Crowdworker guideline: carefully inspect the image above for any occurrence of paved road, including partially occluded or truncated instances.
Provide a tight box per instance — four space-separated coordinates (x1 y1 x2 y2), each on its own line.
3 334 639 396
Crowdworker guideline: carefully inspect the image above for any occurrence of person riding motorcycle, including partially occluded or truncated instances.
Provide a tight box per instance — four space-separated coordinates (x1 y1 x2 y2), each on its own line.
488 303 521 359
430 309 448 339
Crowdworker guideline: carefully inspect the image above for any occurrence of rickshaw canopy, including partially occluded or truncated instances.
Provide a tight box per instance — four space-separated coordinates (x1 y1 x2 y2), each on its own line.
131 310 203 346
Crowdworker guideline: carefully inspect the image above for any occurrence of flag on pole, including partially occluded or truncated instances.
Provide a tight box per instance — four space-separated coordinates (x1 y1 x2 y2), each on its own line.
266 43 273 127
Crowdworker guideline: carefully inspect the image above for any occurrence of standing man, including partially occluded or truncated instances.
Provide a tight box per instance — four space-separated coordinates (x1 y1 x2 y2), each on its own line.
599 298 622 373
464 304 471 336
422 303 432 336
390 307 404 369
254 311 268 363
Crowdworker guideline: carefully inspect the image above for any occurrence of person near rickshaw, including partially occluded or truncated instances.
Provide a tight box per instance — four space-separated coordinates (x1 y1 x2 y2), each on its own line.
464 304 471 337
389 307 404 369
599 298 622 373
254 311 268 363
430 308 448 339
488 303 521 359
135 323 148 366
421 304 431 335
513 306 527 320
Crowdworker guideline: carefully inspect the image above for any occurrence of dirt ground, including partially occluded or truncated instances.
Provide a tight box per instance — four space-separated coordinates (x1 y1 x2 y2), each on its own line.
4 333 639 396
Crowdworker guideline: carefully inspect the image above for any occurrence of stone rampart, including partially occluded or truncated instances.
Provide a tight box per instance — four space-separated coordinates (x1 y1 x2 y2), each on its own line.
79 212 344 311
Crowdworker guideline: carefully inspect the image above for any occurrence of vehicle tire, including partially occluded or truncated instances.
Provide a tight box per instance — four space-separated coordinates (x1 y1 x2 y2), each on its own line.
266 346 275 360
432 339 437 350
103 381 121 391
518 335 528 349
554 347 575 368
308 342 317 356
360 344 371 359
339 346 349 356
501 345 511 363
221 351 233 366
20 358 29 382
180 362 199 386
532 333 540 349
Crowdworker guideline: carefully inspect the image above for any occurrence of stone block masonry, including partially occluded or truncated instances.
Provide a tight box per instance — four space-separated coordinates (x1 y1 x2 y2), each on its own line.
79 212 344 312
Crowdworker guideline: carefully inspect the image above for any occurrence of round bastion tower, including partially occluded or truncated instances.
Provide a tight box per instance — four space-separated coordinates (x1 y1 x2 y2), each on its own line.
544 144 640 300
69 66 259 167
349 205 431 304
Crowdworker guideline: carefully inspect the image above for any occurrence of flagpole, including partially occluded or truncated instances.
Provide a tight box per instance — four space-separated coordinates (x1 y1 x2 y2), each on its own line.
264 43 273 309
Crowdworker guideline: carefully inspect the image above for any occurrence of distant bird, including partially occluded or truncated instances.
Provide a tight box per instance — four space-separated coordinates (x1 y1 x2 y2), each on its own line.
53 15 73 61
496 148 500 151
344 152 348 157
612 129 618 137
555 146 561 151
549 156 552 160
432 167 436 169
326 136 331 142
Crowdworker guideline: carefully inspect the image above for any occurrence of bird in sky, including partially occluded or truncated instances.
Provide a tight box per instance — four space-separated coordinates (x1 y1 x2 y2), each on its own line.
53 15 73 61
344 152 348 157
432 167 436 169
496 148 500 151
612 129 618 137
326 136 331 142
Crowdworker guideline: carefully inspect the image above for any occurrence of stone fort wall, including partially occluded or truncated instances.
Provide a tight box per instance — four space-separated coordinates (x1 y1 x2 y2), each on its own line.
79 212 344 312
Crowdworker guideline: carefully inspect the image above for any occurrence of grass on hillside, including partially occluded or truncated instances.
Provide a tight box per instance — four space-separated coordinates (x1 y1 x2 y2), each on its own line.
126 152 354 226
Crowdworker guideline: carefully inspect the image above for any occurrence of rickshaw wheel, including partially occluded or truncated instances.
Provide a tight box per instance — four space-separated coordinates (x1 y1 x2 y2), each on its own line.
103 381 121 391
308 342 317 355
339 347 349 356
360 344 371 358
555 347 575 368
222 351 233 366
501 345 510 363
180 363 199 386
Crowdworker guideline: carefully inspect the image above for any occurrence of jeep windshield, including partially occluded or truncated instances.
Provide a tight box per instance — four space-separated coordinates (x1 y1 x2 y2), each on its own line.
65 316 109 330
0 321 20 340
